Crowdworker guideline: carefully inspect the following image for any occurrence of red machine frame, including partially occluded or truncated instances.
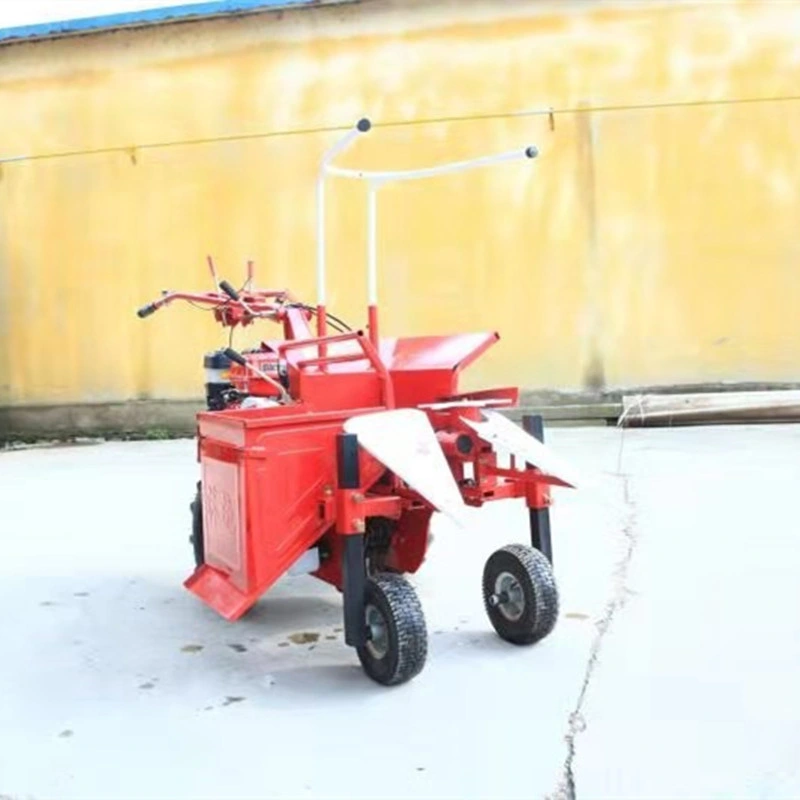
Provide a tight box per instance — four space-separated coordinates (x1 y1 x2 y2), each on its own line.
137 119 573 686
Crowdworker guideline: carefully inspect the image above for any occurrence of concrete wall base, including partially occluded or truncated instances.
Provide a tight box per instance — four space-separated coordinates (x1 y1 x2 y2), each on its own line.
4 382 800 444
0 399 203 443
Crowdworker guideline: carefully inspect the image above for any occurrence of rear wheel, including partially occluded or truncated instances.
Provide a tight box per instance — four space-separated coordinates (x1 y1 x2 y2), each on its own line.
482 543 559 645
356 573 427 686
189 481 204 567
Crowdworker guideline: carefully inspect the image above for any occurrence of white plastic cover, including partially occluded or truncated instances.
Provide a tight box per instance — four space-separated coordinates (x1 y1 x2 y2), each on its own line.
343 408 470 527
460 410 582 489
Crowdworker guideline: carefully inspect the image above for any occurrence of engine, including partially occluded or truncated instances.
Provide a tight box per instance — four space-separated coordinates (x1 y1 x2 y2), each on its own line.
203 347 288 411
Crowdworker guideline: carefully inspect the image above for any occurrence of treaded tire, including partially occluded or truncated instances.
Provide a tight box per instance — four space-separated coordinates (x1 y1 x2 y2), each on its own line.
357 573 428 686
482 543 559 645
189 481 204 568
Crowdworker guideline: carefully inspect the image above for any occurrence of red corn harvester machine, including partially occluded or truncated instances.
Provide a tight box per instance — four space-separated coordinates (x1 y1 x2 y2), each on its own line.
136 118 579 686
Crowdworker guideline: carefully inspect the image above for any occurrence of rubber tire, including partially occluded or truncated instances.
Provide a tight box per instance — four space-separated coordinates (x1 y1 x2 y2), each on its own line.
482 543 559 645
189 481 204 568
356 573 428 686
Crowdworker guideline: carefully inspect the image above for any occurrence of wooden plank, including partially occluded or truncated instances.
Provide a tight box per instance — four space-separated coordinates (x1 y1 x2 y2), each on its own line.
620 390 800 427
504 403 620 423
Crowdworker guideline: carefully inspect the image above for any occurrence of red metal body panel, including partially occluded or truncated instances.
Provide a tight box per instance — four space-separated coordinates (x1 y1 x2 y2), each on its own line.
139 271 560 624
186 403 389 619
134 120 568 687
386 505 434 573
380 332 499 371
184 565 253 621
187 373 559 622
233 332 502 409
228 350 282 398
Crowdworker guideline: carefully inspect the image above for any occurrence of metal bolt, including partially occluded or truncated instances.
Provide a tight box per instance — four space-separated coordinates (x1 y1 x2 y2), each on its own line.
488 591 509 607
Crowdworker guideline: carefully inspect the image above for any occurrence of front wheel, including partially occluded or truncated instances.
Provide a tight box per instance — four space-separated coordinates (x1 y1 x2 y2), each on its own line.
356 573 428 686
482 543 559 645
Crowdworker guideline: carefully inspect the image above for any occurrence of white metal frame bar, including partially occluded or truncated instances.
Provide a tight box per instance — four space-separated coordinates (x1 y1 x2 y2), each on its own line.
316 121 371 307
325 147 536 184
315 117 539 323
366 183 378 305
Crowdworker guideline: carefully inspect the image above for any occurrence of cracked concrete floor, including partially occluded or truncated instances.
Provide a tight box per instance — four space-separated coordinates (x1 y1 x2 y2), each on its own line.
1 424 799 799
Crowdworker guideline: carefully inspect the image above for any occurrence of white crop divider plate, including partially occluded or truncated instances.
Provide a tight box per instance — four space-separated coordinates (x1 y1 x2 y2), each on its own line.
460 409 583 489
343 408 471 528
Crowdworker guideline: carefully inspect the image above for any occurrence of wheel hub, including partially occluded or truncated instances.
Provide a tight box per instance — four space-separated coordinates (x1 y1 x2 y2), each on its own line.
491 571 525 621
364 603 389 659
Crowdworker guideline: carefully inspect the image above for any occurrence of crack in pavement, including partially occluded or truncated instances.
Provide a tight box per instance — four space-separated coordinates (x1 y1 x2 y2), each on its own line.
548 473 640 800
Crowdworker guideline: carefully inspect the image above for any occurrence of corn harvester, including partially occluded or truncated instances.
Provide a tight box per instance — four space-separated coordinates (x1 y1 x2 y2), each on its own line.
136 119 578 685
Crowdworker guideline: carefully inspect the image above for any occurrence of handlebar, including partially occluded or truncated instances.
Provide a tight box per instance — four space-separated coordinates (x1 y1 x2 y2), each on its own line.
134 285 295 322
136 252 302 325
137 302 158 318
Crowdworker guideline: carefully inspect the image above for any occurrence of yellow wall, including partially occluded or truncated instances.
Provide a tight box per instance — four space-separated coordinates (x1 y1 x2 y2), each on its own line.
1 0 799 407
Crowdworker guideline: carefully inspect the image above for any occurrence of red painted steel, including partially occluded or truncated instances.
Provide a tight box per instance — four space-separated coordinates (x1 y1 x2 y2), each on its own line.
134 125 566 684
137 269 559 623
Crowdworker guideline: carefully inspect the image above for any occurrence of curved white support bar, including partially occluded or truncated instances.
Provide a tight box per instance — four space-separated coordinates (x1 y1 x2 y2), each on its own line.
314 118 539 345
325 146 537 185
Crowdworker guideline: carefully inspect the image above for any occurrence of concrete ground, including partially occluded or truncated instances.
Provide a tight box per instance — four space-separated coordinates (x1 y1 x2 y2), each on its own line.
1 424 799 800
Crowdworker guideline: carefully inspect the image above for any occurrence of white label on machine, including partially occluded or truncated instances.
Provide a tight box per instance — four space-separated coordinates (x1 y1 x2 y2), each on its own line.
344 408 470 528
